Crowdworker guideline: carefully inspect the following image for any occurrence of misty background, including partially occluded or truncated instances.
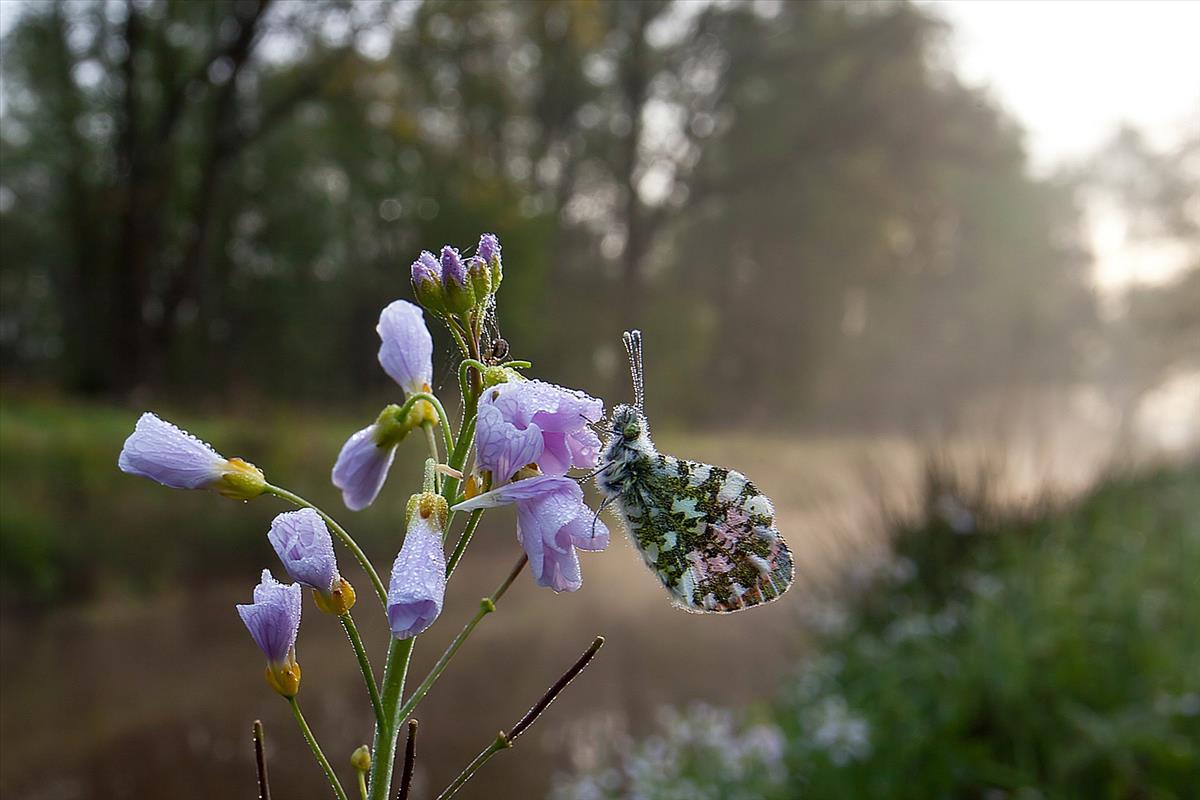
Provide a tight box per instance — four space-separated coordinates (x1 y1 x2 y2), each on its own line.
1 1 1197 799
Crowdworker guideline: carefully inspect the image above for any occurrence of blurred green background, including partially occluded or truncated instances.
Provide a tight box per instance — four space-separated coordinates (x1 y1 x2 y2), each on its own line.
1 1 1197 798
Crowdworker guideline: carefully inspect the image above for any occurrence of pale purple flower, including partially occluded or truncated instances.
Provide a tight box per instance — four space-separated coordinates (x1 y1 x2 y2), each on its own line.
411 250 441 285
439 245 467 288
236 570 302 666
474 380 604 483
268 509 339 593
118 412 228 489
387 505 447 638
453 477 609 592
477 233 500 265
377 299 433 396
332 424 398 511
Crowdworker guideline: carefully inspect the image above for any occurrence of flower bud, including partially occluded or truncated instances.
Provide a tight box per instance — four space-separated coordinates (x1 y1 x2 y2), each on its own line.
312 576 357 616
237 571 303 696
374 404 414 446
478 233 502 293
388 492 450 639
439 246 476 314
411 251 446 314
119 412 267 500
482 365 523 388
350 746 372 773
467 255 492 300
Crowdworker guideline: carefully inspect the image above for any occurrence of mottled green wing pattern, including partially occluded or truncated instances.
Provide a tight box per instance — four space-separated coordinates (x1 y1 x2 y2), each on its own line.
618 453 793 613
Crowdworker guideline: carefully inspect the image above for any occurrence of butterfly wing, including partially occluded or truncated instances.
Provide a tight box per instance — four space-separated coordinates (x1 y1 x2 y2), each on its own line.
615 453 794 613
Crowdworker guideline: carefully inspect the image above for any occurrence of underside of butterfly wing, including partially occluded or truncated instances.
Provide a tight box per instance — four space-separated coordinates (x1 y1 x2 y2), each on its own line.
612 454 794 613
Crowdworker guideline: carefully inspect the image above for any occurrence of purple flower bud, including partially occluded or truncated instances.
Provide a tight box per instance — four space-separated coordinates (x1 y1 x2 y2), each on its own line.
118 412 227 489
453 476 609 593
439 245 476 313
387 495 448 638
332 423 399 511
474 380 604 483
268 509 339 593
410 251 445 313
378 299 433 396
439 246 467 288
477 233 500 266
237 570 302 666
466 255 492 298
411 250 441 285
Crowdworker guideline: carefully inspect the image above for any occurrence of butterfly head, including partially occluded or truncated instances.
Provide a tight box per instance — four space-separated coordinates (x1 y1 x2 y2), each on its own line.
607 403 652 452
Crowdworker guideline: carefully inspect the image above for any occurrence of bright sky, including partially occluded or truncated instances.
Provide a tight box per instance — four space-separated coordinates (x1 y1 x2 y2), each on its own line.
916 0 1200 291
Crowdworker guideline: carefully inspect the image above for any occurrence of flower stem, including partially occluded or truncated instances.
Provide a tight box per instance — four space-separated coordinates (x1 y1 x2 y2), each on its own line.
397 719 419 800
433 636 606 800
287 697 349 800
444 509 483 580
339 613 385 730
366 637 415 800
356 770 367 800
442 413 476 531
253 719 271 800
266 485 387 606
393 556 526 727
422 422 441 491
399 391 454 455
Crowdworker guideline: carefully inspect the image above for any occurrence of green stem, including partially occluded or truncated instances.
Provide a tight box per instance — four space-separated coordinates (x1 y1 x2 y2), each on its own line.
458 358 484 408
392 556 526 727
446 316 472 360
444 509 483 579
287 697 349 800
398 391 454 455
436 736 509 800
442 414 476 531
422 422 441 491
266 485 387 606
356 770 368 800
339 613 385 730
366 637 415 800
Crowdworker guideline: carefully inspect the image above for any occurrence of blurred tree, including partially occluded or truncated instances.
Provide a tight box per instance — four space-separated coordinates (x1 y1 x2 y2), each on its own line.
0 0 1111 432
1085 126 1200 442
0 0 383 394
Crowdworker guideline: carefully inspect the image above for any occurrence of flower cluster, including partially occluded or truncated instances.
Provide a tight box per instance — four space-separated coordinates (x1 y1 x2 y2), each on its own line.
550 704 788 800
115 232 612 800
410 234 502 316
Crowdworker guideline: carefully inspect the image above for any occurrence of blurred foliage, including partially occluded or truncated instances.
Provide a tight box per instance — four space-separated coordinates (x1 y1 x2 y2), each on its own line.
7 0 1193 429
0 394 439 605
553 463 1200 799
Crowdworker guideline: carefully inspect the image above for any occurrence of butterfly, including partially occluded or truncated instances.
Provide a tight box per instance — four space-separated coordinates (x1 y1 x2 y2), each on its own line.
595 330 794 613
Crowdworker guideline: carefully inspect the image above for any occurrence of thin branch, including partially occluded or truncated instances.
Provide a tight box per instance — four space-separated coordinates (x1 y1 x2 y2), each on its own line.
509 636 606 742
434 636 606 800
253 719 271 800
396 719 419 800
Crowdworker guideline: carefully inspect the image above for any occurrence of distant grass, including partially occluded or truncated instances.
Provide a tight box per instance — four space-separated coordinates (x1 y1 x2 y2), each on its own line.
0 395 438 606
553 462 1200 799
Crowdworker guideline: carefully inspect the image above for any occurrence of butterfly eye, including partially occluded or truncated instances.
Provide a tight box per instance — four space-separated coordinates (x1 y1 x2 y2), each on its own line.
622 421 640 440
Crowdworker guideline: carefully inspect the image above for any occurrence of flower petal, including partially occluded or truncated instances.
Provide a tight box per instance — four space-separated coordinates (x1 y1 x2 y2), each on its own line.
268 509 339 592
387 511 447 639
377 300 433 396
118 412 227 489
475 401 544 485
332 424 398 511
237 569 302 664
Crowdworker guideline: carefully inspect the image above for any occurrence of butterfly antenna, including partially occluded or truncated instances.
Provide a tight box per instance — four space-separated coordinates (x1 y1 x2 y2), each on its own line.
622 330 645 412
